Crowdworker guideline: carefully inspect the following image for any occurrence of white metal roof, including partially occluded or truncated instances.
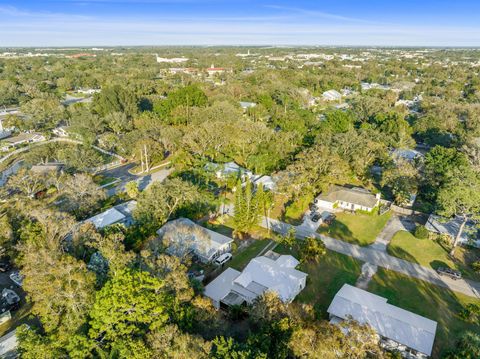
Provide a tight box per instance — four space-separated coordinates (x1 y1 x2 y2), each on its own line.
204 267 241 303
87 207 125 229
234 255 307 303
0 329 17 358
327 284 437 356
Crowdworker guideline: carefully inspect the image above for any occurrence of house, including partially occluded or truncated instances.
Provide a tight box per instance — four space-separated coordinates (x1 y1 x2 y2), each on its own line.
0 329 18 359
84 201 137 229
328 284 437 358
1 132 46 151
391 148 423 163
315 185 380 212
322 89 343 101
52 126 70 137
156 218 233 263
252 175 277 191
204 251 307 308
207 162 252 180
425 214 479 247
155 55 189 63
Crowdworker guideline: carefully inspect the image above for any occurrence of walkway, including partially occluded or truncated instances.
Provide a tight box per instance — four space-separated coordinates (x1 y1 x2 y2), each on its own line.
262 216 480 299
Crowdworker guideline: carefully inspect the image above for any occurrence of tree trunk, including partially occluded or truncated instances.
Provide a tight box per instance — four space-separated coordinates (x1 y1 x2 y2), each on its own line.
450 215 467 256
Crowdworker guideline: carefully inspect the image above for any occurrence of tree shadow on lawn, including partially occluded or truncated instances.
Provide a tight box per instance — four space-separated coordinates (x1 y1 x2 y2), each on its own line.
430 259 451 270
387 245 420 265
320 221 357 244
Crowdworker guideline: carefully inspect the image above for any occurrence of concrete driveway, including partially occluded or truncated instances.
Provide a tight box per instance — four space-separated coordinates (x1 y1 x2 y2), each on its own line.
370 214 417 251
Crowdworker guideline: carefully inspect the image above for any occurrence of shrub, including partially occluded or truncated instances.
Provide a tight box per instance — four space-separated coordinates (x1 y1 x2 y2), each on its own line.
472 260 480 273
414 225 429 239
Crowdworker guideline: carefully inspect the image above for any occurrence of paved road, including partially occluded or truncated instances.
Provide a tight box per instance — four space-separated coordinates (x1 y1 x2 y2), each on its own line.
262 216 480 299
103 165 173 196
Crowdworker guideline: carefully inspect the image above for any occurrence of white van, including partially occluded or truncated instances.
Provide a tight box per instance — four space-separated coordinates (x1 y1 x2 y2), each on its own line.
213 253 232 266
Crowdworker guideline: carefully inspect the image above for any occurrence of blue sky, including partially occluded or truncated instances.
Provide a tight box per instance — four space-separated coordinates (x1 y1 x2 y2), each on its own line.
1 1 480 47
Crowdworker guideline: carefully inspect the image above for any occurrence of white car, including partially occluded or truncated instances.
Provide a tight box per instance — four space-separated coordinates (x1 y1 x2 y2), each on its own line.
213 253 232 266
9 271 24 287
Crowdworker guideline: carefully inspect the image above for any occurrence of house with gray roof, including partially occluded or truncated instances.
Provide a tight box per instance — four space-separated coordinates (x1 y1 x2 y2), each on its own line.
315 185 380 212
328 284 437 358
157 218 233 263
425 214 479 247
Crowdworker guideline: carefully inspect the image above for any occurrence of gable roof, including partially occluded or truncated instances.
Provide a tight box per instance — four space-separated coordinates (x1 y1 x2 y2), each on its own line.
157 218 233 261
233 255 307 302
327 284 437 356
425 214 478 242
317 185 378 208
85 201 137 229
0 329 17 359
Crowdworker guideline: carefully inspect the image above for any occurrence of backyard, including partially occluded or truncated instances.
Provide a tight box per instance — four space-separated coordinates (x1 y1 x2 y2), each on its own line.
388 231 480 281
270 194 312 226
368 268 480 358
275 244 363 316
317 211 391 246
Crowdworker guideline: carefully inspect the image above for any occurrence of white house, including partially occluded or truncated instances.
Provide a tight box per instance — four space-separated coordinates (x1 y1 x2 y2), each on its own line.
207 162 252 180
0 329 18 359
1 132 46 151
425 214 479 247
52 126 70 137
252 175 277 191
157 218 233 263
328 284 437 358
204 251 307 308
322 89 343 101
315 185 380 212
84 201 137 229
391 148 423 163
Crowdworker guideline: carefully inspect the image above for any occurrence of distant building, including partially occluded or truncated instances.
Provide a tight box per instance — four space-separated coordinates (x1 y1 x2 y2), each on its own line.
328 284 437 358
315 185 380 212
206 162 253 181
156 55 189 63
84 201 137 230
322 89 343 101
206 64 229 76
52 126 70 137
390 148 424 163
205 251 307 308
156 218 233 263
252 175 277 192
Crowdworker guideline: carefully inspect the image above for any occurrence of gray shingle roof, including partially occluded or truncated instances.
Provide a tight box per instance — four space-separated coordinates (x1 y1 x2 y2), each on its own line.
318 185 378 208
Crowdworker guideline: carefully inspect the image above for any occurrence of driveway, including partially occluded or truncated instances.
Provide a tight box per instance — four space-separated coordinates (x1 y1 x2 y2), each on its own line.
261 216 480 299
105 166 173 196
370 215 417 251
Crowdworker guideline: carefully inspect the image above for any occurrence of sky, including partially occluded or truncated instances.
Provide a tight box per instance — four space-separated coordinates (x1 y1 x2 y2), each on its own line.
1 0 480 47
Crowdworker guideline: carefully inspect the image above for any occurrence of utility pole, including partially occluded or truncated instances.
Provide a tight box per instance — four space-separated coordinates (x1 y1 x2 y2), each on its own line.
140 148 144 173
144 144 149 172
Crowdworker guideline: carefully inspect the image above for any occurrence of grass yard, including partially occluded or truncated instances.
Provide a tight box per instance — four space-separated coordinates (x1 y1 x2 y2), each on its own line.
270 194 312 226
317 211 391 246
228 239 273 271
275 244 363 316
388 231 480 281
368 268 480 358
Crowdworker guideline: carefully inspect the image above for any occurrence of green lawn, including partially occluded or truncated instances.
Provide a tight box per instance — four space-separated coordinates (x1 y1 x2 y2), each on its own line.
317 211 391 246
228 239 272 271
270 194 312 226
275 245 363 316
388 231 480 281
368 268 480 358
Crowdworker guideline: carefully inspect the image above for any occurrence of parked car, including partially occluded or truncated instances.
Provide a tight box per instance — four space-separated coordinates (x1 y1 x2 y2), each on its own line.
214 253 232 266
309 203 318 212
0 261 12 272
436 267 462 280
321 211 336 225
311 213 321 222
9 271 24 286
0 288 20 313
